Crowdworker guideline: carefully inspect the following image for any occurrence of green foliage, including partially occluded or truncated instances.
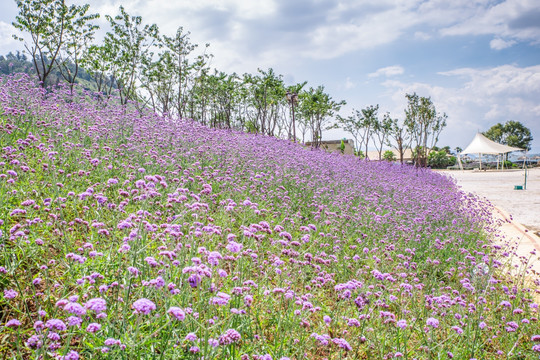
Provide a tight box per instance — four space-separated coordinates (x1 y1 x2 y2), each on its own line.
299 86 345 147
483 120 533 151
12 0 99 88
383 150 396 162
404 93 447 167
428 149 456 169
386 117 410 164
372 112 393 160
102 6 160 105
336 104 378 157
0 52 30 74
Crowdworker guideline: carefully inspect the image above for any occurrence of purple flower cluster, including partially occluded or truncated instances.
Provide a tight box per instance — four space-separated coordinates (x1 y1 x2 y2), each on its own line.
132 298 156 315
218 329 241 345
1 73 539 359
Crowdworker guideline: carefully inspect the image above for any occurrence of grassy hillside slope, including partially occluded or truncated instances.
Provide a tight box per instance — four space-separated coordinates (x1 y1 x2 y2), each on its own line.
1 74 539 359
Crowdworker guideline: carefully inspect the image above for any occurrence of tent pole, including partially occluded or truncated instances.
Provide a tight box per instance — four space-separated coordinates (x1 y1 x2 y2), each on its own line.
479 153 482 170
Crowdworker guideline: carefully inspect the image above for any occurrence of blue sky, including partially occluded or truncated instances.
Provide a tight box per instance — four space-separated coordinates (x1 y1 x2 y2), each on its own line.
1 0 539 152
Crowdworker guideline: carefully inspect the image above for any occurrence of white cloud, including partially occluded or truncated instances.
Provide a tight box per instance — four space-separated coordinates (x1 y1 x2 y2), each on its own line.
0 21 23 55
440 0 540 46
439 65 540 97
368 65 404 78
490 37 517 50
51 0 539 72
414 31 432 40
344 77 356 89
382 64 540 148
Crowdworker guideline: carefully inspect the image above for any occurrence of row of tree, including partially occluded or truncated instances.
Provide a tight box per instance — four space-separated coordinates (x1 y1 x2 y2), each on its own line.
12 0 348 146
336 93 448 165
12 0 451 165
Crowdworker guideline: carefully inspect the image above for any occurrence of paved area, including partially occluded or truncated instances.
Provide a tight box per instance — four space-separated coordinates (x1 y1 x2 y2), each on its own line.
439 168 540 233
439 168 540 274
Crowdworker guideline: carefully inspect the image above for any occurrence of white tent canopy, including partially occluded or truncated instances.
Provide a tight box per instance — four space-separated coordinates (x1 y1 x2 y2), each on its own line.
459 132 524 170
461 132 523 154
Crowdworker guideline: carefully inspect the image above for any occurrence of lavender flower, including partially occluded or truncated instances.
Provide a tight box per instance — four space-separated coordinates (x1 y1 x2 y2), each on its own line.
188 274 201 288
6 319 21 328
86 323 102 333
167 307 185 321
45 319 66 331
67 316 83 327
426 317 439 328
332 338 352 351
226 241 243 253
64 302 86 316
218 329 241 345
60 350 80 360
25 335 43 349
132 298 156 315
85 298 107 313
4 289 18 299
396 320 407 329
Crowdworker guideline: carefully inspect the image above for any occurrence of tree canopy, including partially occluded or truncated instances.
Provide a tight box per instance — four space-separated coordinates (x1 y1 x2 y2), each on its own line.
10 0 453 158
483 120 533 151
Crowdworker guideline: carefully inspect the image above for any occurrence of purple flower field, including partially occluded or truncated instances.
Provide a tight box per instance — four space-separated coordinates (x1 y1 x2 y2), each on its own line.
1 73 539 359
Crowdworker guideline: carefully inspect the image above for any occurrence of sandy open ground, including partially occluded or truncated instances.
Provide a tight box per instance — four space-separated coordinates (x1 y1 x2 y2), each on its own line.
439 168 540 273
439 168 540 233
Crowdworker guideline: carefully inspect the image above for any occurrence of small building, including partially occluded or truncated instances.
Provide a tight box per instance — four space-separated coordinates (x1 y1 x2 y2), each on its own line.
305 139 355 155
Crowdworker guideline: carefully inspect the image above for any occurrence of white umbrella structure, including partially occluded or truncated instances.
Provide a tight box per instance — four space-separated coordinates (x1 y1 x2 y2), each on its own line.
459 133 524 170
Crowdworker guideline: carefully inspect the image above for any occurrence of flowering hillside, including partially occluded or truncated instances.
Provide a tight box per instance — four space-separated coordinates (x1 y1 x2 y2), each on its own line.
1 74 539 359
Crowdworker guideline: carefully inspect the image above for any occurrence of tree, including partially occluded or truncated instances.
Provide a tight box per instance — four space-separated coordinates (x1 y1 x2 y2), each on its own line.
13 0 98 88
243 68 287 136
299 86 345 147
54 4 99 94
335 105 381 158
372 112 393 160
483 121 533 151
359 105 379 159
285 82 307 141
81 44 116 96
404 93 447 167
103 6 159 105
162 27 211 119
0 52 32 75
335 112 366 156
387 116 411 164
